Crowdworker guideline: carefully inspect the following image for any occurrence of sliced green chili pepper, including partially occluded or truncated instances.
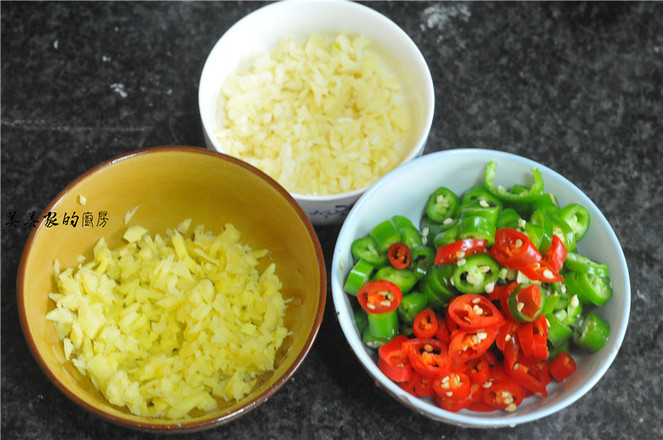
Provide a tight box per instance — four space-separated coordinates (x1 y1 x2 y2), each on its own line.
399 225 423 250
564 252 610 277
344 259 374 295
550 282 570 311
460 200 500 224
398 292 429 323
521 221 544 250
393 215 424 249
546 313 573 348
539 287 560 316
554 292 583 326
461 184 504 210
564 271 611 307
374 266 418 295
354 308 368 335
548 341 570 360
546 209 577 252
573 312 610 352
426 186 461 224
411 245 435 278
484 161 545 203
434 218 461 247
362 327 390 349
576 272 613 307
452 253 501 294
370 219 402 252
351 236 387 267
420 215 444 246
392 215 416 230
528 193 559 212
560 203 591 243
459 215 496 246
367 310 400 341
419 264 456 308
496 208 522 230
530 209 555 253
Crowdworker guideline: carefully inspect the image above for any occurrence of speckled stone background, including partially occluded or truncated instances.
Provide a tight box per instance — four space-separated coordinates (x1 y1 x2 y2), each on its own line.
2 2 662 439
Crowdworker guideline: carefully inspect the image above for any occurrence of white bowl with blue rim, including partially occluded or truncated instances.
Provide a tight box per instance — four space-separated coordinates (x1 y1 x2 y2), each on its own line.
199 0 434 225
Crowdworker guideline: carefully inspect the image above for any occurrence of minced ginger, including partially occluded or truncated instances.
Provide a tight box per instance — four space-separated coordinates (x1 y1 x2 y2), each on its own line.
215 33 413 196
46 220 288 419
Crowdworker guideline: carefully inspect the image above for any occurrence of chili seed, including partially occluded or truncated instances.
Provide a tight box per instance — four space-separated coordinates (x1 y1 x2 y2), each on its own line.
505 403 517 412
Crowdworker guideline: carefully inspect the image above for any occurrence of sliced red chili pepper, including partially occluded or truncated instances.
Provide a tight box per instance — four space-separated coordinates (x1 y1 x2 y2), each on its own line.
507 284 543 321
489 281 519 315
467 400 496 412
434 238 487 265
434 314 450 346
517 315 549 360
435 393 473 413
400 370 435 397
357 280 402 314
447 294 504 330
490 228 541 271
377 335 412 383
542 234 567 272
403 338 452 379
496 320 520 370
504 357 550 397
444 306 460 334
448 327 498 363
519 260 564 283
388 242 412 269
482 378 525 411
466 356 492 384
549 351 577 382
413 308 439 339
433 371 472 401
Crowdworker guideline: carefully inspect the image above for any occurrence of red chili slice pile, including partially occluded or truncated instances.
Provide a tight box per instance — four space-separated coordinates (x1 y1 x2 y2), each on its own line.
378 291 577 413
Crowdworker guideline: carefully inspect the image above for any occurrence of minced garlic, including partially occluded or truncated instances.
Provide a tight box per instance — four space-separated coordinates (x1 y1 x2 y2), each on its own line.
215 33 413 196
46 220 288 419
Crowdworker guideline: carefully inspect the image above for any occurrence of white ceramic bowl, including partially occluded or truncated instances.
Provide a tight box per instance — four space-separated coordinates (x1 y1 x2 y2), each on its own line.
199 0 434 225
331 148 630 428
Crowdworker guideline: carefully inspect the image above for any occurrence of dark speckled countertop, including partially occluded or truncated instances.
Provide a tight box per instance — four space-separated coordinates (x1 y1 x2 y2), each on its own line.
2 2 662 439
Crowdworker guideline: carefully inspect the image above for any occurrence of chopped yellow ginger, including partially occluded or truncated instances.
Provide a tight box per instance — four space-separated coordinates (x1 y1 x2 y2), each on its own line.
216 33 413 196
46 221 287 419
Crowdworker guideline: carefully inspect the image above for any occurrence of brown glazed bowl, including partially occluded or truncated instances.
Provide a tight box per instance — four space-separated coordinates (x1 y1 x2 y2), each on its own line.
18 146 326 432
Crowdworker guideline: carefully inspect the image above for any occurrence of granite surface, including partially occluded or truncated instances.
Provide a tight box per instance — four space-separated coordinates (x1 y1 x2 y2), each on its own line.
2 1 662 439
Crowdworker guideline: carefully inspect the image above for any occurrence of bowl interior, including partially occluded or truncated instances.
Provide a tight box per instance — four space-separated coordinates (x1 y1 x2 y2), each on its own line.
331 148 630 428
198 0 434 199
18 147 326 431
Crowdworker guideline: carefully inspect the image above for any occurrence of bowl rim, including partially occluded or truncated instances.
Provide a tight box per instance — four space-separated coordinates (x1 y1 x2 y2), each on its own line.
197 0 435 202
17 146 327 432
331 148 631 428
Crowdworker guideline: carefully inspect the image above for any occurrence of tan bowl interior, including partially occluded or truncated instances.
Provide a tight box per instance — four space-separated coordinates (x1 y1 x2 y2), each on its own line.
18 147 326 431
